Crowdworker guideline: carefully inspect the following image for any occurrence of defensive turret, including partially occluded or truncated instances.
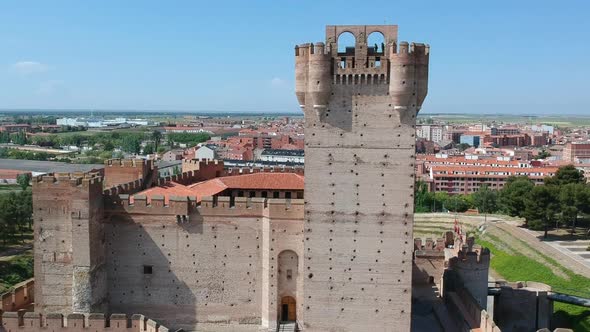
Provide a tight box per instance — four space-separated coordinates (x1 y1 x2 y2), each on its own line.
388 42 430 113
307 42 332 113
294 43 310 108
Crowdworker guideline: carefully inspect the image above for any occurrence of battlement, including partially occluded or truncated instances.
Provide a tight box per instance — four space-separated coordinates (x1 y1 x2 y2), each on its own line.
103 178 145 197
32 172 103 188
294 42 329 57
295 24 429 112
0 312 171 332
0 279 34 312
414 237 446 252
390 41 430 57
198 196 304 219
105 158 154 169
182 158 221 167
156 170 204 186
449 243 491 268
108 194 196 216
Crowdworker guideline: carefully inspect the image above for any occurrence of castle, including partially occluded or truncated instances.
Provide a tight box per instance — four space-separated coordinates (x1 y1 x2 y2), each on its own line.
0 24 429 332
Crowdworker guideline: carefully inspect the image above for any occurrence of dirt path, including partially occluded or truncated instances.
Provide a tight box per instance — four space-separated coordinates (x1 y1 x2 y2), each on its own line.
0 244 32 262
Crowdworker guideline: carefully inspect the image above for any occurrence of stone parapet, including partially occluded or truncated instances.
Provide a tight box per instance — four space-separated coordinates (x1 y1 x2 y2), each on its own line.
0 279 34 313
0 312 171 332
32 172 103 188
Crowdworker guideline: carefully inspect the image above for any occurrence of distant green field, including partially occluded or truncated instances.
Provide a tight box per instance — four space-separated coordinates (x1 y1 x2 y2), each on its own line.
418 114 590 127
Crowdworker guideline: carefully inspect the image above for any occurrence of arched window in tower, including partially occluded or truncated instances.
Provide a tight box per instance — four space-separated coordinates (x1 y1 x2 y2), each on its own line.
368 31 385 54
337 32 356 54
337 32 355 69
368 31 385 68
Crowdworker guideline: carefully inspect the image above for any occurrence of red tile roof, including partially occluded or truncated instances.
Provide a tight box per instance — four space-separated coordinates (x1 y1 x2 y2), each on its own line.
136 173 304 203
135 182 196 204
217 173 304 190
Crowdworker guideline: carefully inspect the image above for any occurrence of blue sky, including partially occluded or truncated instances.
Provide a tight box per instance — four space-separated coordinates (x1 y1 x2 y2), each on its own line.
1 0 589 114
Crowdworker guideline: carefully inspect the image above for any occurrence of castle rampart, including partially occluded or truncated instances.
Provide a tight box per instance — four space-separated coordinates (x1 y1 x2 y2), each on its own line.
0 312 171 332
0 279 34 313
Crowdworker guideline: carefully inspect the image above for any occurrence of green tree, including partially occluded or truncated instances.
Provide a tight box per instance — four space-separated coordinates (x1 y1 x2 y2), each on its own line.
534 149 551 160
545 164 585 186
414 180 432 212
559 183 590 234
473 185 497 214
11 131 28 145
444 195 470 212
498 176 534 217
0 131 10 143
103 141 115 151
151 130 162 152
143 144 155 155
524 185 560 238
16 173 31 190
121 135 141 154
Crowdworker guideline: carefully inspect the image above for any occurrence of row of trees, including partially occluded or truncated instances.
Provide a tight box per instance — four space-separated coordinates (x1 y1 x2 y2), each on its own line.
0 189 33 246
416 165 589 237
0 131 28 145
0 148 56 161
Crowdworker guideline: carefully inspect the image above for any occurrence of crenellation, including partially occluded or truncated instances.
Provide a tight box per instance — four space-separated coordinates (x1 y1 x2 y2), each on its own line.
33 172 103 188
0 279 34 313
0 312 170 331
106 194 195 216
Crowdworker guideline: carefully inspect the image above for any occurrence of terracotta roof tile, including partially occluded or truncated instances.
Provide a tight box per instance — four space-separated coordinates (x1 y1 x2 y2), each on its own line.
136 173 304 204
216 173 304 190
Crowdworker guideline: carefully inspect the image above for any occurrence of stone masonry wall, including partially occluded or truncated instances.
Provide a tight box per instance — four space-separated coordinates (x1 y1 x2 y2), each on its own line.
297 25 429 332
103 196 304 331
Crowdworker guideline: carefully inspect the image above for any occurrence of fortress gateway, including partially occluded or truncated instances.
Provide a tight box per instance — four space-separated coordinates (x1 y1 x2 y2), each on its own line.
3 24 429 332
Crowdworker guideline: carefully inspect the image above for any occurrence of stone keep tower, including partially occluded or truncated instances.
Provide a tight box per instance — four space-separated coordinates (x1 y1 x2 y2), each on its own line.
32 173 107 315
295 25 429 331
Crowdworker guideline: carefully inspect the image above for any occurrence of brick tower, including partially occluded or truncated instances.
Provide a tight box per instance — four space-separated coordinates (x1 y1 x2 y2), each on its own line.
32 173 107 314
296 25 429 331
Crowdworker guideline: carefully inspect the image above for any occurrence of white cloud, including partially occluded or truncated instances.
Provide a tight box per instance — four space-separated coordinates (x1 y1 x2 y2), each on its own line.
12 61 49 75
37 80 64 95
270 77 285 86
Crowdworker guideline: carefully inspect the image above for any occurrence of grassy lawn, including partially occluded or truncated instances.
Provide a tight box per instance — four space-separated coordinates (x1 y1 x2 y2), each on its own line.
478 234 590 331
0 253 33 294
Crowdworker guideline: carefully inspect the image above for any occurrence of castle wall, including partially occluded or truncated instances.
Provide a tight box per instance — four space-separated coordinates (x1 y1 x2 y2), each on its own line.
181 159 223 181
493 282 552 332
103 197 304 331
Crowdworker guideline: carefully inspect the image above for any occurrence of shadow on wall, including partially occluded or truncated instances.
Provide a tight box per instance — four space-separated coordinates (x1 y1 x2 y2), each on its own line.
105 211 197 331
